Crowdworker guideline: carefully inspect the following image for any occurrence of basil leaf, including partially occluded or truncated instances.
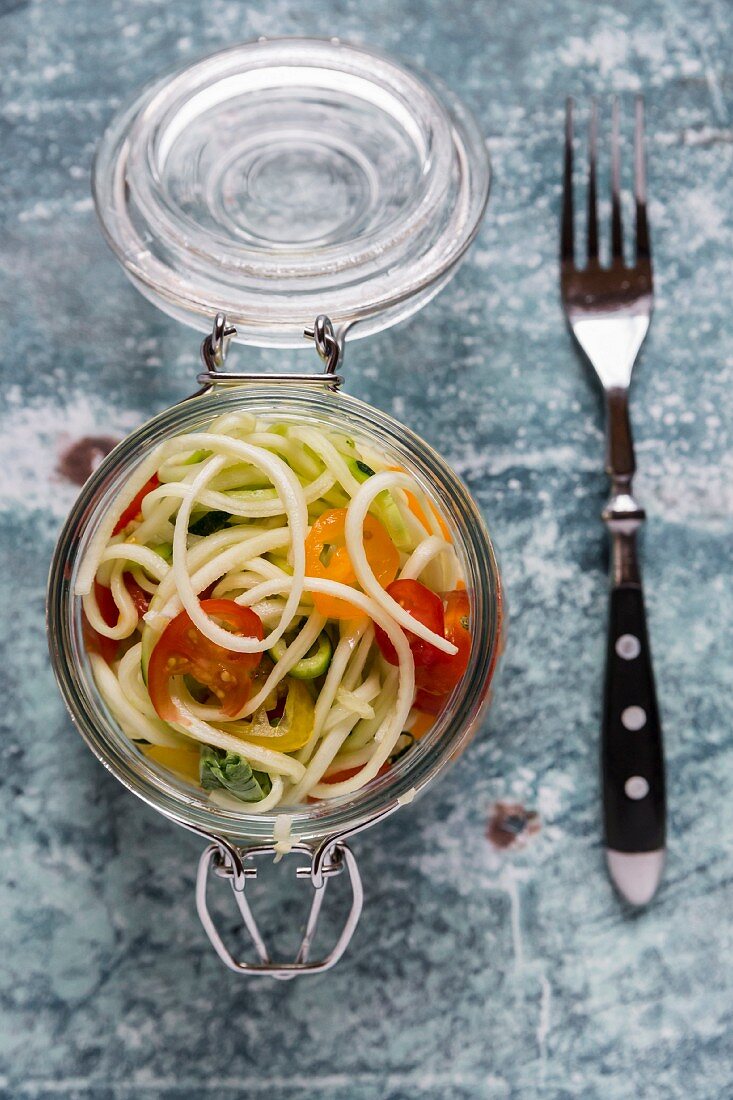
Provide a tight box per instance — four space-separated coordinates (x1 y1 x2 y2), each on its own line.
199 747 272 802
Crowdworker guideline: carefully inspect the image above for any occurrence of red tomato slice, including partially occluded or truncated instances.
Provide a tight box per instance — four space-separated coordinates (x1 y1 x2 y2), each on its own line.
413 688 446 716
113 475 159 535
374 579 445 667
83 580 120 663
307 760 392 800
95 579 118 626
415 589 471 697
317 761 391 788
148 599 263 722
124 573 150 616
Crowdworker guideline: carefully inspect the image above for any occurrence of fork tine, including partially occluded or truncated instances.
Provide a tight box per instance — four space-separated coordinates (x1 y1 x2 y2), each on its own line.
634 96 651 260
610 97 624 263
561 98 575 264
587 99 599 262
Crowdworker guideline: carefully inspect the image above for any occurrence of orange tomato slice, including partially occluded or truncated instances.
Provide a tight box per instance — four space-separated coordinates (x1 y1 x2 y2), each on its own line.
410 711 435 739
304 508 399 619
405 491 451 542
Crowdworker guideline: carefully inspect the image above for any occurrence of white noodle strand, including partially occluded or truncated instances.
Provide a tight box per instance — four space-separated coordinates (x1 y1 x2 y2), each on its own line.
346 472 457 656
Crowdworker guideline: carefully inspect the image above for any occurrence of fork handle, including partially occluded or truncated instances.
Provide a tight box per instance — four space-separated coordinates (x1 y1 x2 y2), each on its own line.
602 579 666 904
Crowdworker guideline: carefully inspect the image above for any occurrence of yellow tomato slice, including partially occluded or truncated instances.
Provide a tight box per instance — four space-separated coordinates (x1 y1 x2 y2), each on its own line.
143 745 201 783
233 680 315 753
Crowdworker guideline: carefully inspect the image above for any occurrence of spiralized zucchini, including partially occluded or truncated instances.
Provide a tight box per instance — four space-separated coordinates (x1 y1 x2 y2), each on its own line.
77 412 467 810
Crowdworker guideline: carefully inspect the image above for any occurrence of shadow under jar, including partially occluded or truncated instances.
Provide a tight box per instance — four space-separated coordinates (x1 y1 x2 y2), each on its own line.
47 37 503 977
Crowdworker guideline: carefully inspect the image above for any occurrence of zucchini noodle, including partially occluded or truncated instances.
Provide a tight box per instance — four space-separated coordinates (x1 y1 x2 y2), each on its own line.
100 543 171 580
82 565 138 640
78 413 471 812
90 653 184 748
400 535 452 584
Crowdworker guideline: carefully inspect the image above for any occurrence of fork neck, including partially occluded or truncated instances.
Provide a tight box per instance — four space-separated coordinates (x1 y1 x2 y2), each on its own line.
605 387 636 486
603 388 645 587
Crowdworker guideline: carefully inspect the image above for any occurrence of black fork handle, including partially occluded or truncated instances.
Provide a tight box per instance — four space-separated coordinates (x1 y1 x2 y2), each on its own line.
602 400 666 905
603 584 666 853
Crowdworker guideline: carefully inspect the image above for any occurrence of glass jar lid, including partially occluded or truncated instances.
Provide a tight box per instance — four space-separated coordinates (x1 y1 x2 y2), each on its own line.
93 37 490 346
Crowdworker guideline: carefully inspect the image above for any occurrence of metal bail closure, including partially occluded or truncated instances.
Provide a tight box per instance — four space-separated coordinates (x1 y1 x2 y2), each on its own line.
197 312 345 389
196 838 363 978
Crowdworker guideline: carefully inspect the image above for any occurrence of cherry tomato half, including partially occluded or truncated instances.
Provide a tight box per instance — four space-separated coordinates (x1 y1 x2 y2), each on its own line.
304 507 399 619
415 589 471 697
374 579 445 667
148 599 263 723
113 474 160 535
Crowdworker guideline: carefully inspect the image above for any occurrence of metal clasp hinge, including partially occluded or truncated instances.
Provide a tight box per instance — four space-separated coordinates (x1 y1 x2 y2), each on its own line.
197 312 345 390
196 838 363 979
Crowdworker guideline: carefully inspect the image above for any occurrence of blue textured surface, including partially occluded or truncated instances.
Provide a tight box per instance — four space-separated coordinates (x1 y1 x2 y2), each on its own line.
2 2 733 1097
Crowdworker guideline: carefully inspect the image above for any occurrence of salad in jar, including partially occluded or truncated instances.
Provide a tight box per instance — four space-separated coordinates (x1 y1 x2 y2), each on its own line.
76 411 472 812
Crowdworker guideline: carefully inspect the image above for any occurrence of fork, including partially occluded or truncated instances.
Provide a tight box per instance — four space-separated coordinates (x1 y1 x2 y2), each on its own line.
560 97 665 906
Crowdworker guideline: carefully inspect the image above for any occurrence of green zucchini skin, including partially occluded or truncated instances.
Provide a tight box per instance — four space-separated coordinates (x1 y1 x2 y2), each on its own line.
269 631 333 679
346 459 411 550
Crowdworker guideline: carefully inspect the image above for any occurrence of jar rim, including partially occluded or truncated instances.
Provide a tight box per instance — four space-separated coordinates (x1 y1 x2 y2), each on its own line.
47 387 502 845
92 37 491 347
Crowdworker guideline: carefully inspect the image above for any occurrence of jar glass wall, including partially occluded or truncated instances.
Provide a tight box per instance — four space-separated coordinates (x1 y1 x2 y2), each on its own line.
48 386 503 845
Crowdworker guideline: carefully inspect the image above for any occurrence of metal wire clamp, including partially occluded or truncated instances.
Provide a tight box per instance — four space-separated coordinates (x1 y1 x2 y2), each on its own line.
197 312 345 389
185 802 400 978
196 837 363 979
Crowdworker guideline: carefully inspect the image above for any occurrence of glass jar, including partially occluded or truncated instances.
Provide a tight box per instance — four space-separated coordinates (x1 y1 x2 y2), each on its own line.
47 37 503 977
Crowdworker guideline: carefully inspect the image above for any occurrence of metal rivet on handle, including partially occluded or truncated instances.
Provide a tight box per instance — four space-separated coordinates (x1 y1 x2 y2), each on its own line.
616 634 641 660
621 705 647 731
625 776 649 800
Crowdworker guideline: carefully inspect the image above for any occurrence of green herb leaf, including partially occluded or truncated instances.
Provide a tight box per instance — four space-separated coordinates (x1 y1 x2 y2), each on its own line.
189 510 231 537
199 747 272 802
346 458 410 548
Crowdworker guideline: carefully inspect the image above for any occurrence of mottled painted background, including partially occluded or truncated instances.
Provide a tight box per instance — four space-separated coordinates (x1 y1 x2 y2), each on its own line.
1 1 732 1097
